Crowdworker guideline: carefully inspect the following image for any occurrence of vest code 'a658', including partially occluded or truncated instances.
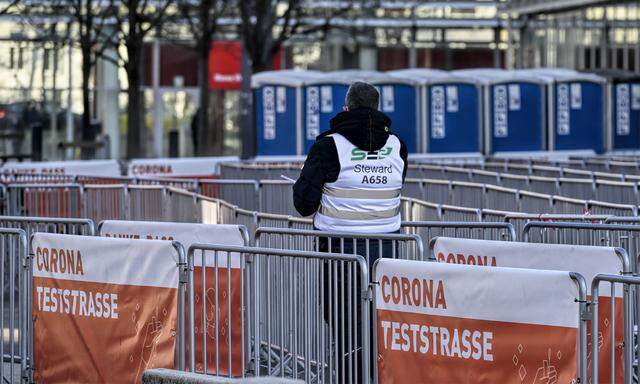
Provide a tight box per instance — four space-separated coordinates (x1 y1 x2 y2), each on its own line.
362 175 388 184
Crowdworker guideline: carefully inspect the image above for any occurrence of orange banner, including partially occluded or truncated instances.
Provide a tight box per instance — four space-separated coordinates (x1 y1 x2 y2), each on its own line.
32 233 181 384
191 266 243 376
33 277 177 383
377 310 578 384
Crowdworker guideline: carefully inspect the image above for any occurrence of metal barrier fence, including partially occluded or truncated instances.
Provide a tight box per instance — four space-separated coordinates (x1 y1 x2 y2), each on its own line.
6 184 83 218
185 244 370 383
403 178 638 216
504 214 610 239
523 221 640 260
401 221 517 249
0 228 29 383
590 274 640 384
0 216 95 249
254 227 425 266
409 163 640 202
219 163 302 181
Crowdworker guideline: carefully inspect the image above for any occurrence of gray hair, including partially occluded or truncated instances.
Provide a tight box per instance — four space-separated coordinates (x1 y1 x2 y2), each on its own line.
345 81 379 110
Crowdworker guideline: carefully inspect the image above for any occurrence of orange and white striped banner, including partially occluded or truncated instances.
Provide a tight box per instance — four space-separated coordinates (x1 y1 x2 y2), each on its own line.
99 220 247 376
32 233 180 383
432 237 625 383
375 259 580 384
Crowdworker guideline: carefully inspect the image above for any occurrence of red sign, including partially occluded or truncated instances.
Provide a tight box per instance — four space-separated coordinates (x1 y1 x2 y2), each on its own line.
209 41 282 90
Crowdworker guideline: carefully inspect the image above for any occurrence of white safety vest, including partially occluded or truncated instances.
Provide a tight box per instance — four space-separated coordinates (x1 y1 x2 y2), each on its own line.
314 133 404 233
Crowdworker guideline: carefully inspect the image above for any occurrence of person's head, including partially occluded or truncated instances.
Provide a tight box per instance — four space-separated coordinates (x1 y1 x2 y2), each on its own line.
344 81 379 111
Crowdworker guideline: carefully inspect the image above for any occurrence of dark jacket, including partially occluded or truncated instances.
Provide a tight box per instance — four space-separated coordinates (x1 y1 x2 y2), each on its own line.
293 107 408 217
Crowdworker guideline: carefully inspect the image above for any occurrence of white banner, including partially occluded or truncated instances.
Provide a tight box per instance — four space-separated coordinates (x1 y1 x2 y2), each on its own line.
1 160 120 177
375 258 579 383
98 220 247 376
432 237 622 296
128 157 237 177
32 233 179 383
431 237 625 382
99 220 246 268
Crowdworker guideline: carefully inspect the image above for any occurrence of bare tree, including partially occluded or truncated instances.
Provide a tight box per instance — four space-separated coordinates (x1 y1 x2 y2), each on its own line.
238 0 350 158
63 0 118 158
178 0 230 156
112 0 175 159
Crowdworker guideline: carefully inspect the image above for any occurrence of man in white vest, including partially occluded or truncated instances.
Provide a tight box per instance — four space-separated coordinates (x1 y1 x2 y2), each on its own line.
293 81 408 235
294 81 408 382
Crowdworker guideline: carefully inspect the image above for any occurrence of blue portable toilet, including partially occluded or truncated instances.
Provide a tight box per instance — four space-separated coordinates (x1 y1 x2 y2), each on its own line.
252 70 323 156
589 70 640 152
517 68 606 154
454 69 548 155
302 70 421 153
389 69 483 154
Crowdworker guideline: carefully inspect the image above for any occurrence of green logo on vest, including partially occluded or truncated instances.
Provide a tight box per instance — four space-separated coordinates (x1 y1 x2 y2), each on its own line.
351 147 392 161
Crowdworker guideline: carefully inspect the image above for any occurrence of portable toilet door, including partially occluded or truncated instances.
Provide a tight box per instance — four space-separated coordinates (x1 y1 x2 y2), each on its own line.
526 69 606 154
252 70 322 156
389 69 483 154
589 70 640 151
454 69 547 154
302 74 350 154
610 73 640 151
323 70 421 153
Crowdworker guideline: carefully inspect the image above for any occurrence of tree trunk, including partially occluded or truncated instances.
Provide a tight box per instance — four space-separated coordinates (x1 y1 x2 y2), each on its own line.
239 44 254 159
81 41 94 159
126 39 143 159
196 41 224 156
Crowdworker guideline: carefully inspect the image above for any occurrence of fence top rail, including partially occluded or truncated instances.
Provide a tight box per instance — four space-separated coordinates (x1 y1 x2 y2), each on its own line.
6 182 82 189
199 179 260 186
255 226 424 243
126 184 169 191
440 204 481 213
505 213 611 221
604 216 640 223
403 220 517 239
526 175 558 182
557 177 593 184
406 177 449 186
552 195 588 204
518 189 553 199
186 243 368 266
402 220 514 229
0 215 95 226
586 200 637 212
592 178 636 187
401 196 439 208
0 227 28 238
259 179 295 186
484 184 518 193
82 183 128 190
522 221 640 233
480 208 520 216
591 273 640 291
220 161 303 170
